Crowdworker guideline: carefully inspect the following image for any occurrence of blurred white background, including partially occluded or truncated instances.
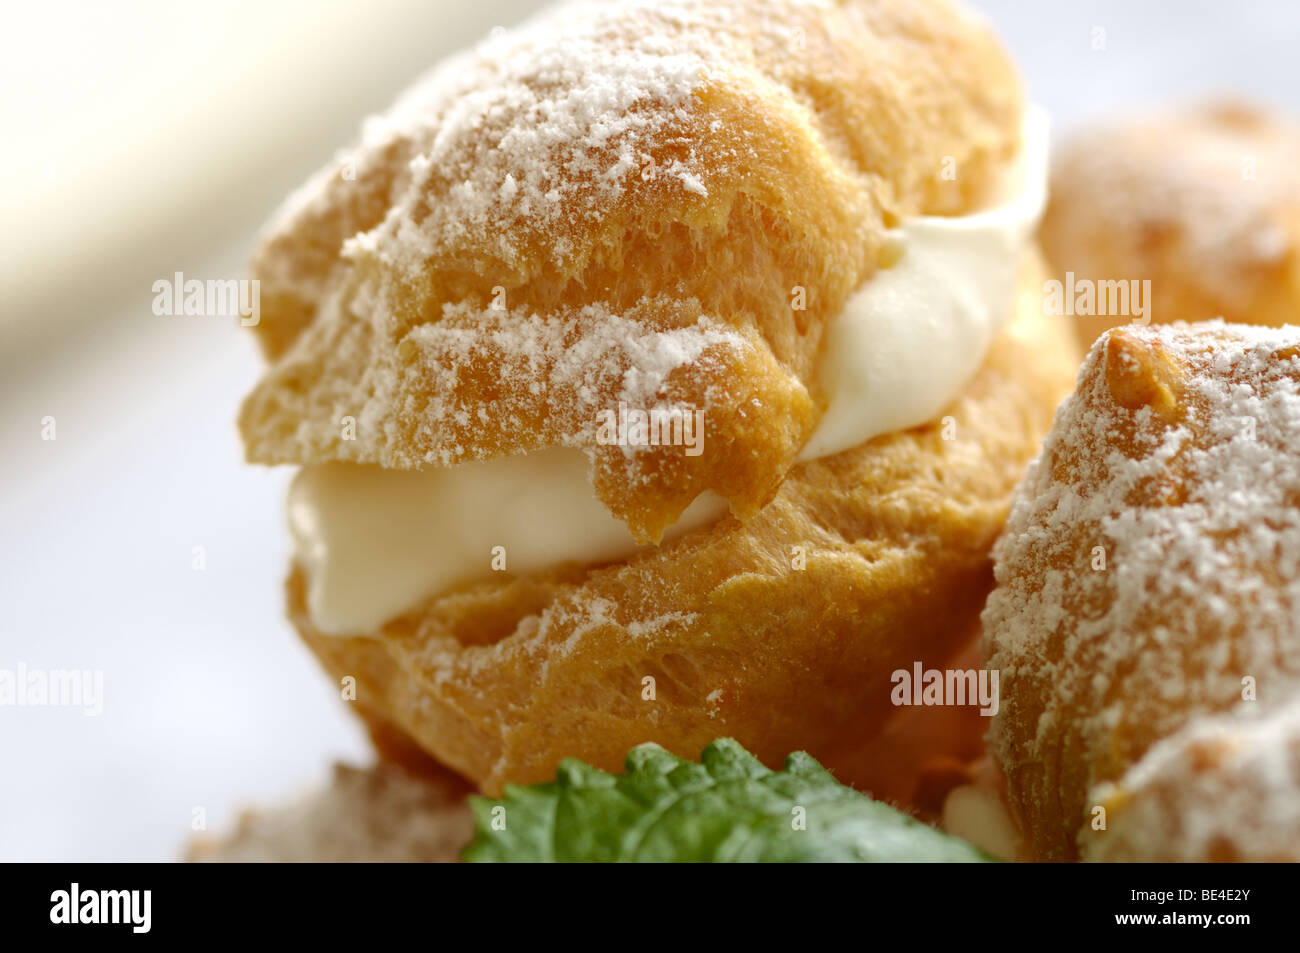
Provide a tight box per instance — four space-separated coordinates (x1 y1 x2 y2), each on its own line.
2 0 1298 860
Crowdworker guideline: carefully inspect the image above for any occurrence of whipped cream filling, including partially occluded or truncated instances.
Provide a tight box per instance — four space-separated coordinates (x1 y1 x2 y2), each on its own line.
291 107 1049 636
290 454 727 636
799 106 1048 459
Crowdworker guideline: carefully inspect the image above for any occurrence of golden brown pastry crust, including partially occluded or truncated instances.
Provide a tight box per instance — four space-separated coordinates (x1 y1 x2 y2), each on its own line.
1041 102 1300 350
290 261 1078 795
238 0 1024 539
825 637 991 814
983 322 1300 861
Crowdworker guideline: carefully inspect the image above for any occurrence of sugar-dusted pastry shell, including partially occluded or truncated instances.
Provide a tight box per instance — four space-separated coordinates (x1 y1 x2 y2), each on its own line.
293 260 1077 794
238 0 1024 539
1041 103 1300 350
984 321 1300 860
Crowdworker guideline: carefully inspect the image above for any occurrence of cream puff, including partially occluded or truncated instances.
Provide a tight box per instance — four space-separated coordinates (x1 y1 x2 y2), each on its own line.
1041 102 1300 349
239 0 1078 793
983 321 1300 861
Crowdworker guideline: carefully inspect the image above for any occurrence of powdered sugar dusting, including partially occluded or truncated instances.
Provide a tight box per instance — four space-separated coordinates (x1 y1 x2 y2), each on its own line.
673 165 709 196
1051 104 1300 304
552 596 621 662
377 299 746 465
266 0 870 288
983 321 1300 854
626 610 700 639
335 0 731 275
1088 697 1300 861
988 321 1300 661
615 316 722 408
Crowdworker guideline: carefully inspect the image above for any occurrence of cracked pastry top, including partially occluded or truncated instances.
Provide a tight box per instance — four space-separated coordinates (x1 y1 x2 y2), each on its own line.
983 322 1300 860
238 0 1025 545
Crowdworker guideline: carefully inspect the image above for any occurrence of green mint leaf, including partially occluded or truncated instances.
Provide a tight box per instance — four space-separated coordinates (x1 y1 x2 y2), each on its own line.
462 738 992 862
